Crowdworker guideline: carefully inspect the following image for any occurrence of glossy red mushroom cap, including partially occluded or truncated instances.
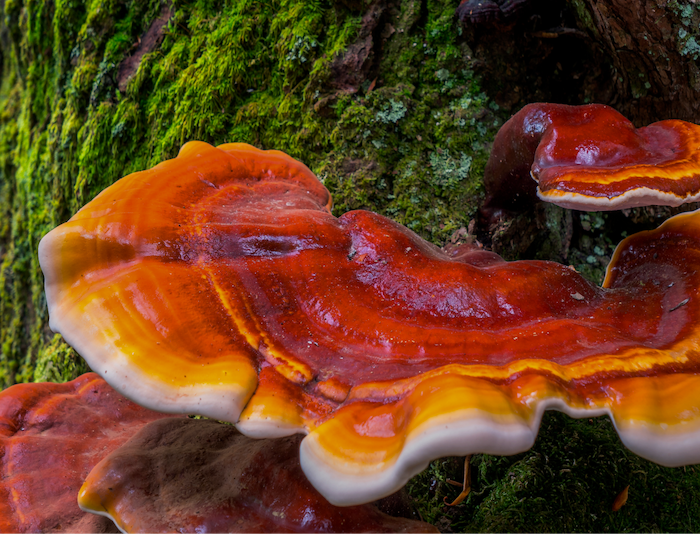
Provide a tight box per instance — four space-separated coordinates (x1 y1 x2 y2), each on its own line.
484 103 700 211
39 141 700 505
0 373 177 532
78 417 438 533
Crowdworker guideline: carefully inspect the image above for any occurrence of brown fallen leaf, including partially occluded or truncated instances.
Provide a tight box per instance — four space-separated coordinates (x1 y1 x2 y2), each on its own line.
612 485 630 511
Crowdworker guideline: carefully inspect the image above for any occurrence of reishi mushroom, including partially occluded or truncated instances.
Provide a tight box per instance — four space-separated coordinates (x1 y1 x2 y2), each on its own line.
39 141 700 506
0 373 178 532
78 417 438 533
482 102 700 212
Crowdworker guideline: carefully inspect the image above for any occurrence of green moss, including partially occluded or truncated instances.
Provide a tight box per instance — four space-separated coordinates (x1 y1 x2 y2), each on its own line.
33 333 89 383
408 412 700 532
320 74 496 242
681 35 700 59
668 1 700 60
567 0 599 38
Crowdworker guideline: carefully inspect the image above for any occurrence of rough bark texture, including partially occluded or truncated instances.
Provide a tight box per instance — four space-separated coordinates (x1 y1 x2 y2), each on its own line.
459 0 700 125
571 0 700 124
459 0 609 113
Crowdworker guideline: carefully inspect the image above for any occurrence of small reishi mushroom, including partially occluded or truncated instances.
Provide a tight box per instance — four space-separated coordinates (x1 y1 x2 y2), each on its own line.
482 103 700 213
39 141 700 506
78 417 438 533
0 372 179 533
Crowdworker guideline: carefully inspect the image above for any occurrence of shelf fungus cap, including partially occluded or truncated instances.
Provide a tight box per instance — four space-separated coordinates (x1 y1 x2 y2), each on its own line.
40 141 700 506
78 417 438 533
0 373 177 533
483 103 700 211
39 142 331 425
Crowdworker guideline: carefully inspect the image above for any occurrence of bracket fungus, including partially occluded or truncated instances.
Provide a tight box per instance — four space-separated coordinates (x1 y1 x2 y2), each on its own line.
483 103 700 212
0 373 177 532
40 141 700 506
78 417 437 532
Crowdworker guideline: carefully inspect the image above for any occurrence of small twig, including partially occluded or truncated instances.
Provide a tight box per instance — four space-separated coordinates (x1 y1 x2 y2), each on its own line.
530 27 590 39
444 455 472 506
669 298 689 312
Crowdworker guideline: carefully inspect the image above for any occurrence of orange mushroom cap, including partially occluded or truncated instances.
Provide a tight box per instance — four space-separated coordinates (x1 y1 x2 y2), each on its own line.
78 417 437 532
40 141 700 505
483 103 700 211
0 373 178 532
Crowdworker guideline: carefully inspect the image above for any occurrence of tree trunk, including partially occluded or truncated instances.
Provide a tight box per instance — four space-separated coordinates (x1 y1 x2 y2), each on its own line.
573 0 700 124
459 0 700 125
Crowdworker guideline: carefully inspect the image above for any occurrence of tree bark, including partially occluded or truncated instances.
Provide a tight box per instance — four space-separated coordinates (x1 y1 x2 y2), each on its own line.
573 0 700 125
460 0 700 125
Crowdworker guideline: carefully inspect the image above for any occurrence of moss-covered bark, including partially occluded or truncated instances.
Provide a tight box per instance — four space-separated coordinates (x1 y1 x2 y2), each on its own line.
2 1 700 532
0 0 495 386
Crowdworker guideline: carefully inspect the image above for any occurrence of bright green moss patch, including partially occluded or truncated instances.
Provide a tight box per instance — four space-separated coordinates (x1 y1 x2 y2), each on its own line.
33 333 89 383
319 64 497 243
